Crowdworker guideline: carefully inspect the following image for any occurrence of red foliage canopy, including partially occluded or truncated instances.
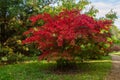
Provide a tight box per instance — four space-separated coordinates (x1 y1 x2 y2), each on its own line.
22 9 112 60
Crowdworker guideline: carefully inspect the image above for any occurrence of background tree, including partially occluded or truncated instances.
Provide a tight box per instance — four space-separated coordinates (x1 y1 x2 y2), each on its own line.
105 9 120 52
0 0 59 63
0 0 22 45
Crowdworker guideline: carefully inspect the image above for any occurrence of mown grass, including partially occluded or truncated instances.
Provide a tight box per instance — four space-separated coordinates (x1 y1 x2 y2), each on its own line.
111 51 120 56
0 56 111 80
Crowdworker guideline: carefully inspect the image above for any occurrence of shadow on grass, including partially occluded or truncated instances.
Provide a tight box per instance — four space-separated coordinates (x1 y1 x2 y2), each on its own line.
14 59 111 75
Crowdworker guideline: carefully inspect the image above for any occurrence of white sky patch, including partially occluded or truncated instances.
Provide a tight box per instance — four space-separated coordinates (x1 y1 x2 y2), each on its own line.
89 1 120 29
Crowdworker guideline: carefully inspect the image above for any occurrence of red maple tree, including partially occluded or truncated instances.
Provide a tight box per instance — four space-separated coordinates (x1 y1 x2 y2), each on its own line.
22 9 112 61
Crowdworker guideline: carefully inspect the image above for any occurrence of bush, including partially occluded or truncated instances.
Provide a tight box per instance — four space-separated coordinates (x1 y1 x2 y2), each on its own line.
0 44 24 64
23 9 112 67
110 45 120 52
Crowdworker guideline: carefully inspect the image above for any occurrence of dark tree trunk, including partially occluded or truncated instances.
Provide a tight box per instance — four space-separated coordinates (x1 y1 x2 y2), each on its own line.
0 22 7 45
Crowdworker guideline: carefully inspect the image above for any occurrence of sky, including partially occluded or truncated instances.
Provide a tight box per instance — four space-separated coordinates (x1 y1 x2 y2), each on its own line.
89 0 120 29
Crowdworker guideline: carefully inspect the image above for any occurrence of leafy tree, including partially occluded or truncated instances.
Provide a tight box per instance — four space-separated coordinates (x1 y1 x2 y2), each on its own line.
0 0 58 63
21 0 113 69
0 0 23 45
105 10 117 21
23 9 112 67
85 6 99 17
0 0 58 45
105 10 119 45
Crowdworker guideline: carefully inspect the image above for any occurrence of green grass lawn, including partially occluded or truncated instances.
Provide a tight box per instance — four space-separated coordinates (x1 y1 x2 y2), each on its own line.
111 51 120 56
0 56 111 80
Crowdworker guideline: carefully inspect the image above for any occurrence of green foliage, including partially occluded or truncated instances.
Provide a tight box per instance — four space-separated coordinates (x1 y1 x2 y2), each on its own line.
60 0 90 10
0 0 56 64
0 43 24 64
85 6 99 17
105 10 118 21
111 26 120 44
42 0 90 15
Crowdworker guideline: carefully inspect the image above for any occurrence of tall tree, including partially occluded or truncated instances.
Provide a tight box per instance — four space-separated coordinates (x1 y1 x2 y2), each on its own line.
0 0 23 45
0 0 58 45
